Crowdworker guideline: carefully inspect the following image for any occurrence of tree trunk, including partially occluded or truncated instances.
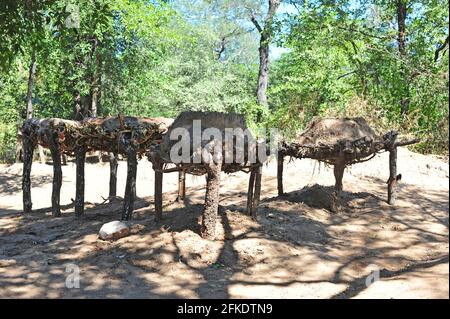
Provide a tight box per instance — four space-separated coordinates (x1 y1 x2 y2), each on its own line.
47 131 62 217
75 146 86 217
122 149 137 220
22 135 35 213
16 52 37 163
25 52 36 120
256 37 270 106
397 0 410 116
109 152 118 198
251 0 281 109
201 159 222 240
73 91 83 121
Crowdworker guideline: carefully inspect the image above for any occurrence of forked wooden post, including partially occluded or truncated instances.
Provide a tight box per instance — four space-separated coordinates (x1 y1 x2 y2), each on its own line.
75 146 86 217
154 158 163 221
109 152 118 198
387 135 398 205
277 150 284 196
46 131 62 217
247 167 256 215
201 157 222 240
251 164 262 219
330 160 345 213
22 135 35 213
122 147 137 220
176 169 186 202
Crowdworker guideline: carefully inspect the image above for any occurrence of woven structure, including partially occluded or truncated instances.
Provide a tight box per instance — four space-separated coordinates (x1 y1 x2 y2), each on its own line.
148 111 266 239
277 117 419 212
21 115 172 219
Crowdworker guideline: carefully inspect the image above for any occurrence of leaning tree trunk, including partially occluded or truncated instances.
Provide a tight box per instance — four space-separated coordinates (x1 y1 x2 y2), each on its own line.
201 157 222 240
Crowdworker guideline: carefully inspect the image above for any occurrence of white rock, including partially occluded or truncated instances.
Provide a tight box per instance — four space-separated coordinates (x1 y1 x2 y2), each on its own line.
99 221 129 241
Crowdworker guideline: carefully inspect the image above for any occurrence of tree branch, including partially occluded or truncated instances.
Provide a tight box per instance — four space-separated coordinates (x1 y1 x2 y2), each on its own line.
434 35 449 62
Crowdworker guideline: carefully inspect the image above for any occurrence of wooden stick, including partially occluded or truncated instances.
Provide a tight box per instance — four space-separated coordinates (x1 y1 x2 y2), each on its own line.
247 167 256 215
251 164 262 219
154 158 163 221
75 146 86 217
330 161 345 213
109 152 118 198
201 157 222 240
122 148 137 220
47 131 62 217
277 150 284 196
176 169 186 202
388 145 398 205
22 136 34 213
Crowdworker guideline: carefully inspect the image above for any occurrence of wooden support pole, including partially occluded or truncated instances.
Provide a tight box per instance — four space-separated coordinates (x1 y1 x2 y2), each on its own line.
122 148 137 220
75 146 86 217
176 169 186 202
47 131 62 217
330 162 345 213
22 136 34 213
277 150 284 196
109 152 118 198
201 159 222 240
251 164 262 219
154 158 163 221
247 167 256 215
388 146 398 205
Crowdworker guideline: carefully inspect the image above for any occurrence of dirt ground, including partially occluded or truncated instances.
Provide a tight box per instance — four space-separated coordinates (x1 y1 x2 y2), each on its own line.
0 147 448 299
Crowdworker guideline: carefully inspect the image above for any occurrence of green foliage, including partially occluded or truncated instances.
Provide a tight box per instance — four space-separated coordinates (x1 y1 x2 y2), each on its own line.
0 0 448 162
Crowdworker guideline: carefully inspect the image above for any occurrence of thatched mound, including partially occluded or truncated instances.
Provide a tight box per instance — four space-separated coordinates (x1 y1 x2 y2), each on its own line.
21 116 172 156
296 117 378 146
151 111 263 174
280 117 393 165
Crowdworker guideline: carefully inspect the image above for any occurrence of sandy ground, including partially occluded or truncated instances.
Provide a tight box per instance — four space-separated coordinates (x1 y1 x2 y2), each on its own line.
0 148 448 299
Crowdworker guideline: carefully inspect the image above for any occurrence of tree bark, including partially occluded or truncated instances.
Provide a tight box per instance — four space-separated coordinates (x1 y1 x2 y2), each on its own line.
122 148 137 220
109 152 118 198
22 135 35 213
75 146 86 217
47 131 62 217
201 159 222 240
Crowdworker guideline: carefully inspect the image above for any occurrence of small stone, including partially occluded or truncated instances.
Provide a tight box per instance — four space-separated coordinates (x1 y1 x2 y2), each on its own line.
99 221 129 241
